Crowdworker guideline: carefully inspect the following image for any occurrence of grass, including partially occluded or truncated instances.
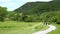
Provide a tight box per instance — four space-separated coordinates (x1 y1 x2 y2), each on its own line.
0 21 48 34
48 23 60 34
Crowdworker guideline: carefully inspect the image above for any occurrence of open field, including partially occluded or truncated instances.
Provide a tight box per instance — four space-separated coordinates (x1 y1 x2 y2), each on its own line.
0 21 48 34
48 23 60 34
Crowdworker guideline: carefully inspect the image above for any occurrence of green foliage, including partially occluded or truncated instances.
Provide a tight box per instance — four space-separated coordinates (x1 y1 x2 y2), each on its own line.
6 11 21 21
14 0 60 15
0 16 4 22
0 0 59 23
13 0 60 22
40 11 60 24
21 15 28 21
0 7 7 21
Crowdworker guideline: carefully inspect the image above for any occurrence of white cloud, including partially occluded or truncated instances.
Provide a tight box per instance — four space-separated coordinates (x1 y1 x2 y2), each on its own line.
0 0 11 2
28 0 52 2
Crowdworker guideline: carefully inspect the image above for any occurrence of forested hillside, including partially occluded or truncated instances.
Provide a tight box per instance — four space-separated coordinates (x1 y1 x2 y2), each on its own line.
40 11 60 24
13 0 60 22
14 0 60 15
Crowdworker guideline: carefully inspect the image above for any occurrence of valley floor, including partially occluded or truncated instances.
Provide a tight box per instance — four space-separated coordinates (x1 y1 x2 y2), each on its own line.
0 21 48 34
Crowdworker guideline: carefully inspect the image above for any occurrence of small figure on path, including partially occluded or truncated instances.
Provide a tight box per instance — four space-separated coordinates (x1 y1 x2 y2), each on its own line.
44 22 50 25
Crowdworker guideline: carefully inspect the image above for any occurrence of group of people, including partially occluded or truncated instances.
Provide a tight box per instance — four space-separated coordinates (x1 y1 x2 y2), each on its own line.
44 22 50 25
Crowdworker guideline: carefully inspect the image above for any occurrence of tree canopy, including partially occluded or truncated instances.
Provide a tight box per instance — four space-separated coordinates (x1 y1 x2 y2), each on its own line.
0 6 7 21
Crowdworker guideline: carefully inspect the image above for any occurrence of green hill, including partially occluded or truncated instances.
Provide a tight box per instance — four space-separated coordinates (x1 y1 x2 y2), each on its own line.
14 0 60 15
12 0 60 22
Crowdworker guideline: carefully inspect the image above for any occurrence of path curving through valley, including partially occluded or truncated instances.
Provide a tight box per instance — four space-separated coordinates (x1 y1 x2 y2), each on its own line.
33 25 56 34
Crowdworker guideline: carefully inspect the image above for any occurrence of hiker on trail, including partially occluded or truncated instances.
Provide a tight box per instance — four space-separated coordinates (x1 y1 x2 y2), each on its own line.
44 22 50 25
46 22 48 25
46 22 50 25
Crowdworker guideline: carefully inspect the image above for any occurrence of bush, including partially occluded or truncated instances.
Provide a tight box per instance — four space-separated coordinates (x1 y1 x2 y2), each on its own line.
0 16 4 22
56 20 60 24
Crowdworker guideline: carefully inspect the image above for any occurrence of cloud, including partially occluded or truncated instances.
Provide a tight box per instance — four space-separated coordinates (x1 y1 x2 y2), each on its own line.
0 0 12 2
0 0 28 11
28 0 52 2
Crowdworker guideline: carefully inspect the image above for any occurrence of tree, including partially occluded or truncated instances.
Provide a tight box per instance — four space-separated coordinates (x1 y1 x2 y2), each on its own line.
0 7 7 21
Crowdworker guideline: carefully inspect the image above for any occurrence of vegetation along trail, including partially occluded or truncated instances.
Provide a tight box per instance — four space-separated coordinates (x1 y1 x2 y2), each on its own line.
33 25 56 34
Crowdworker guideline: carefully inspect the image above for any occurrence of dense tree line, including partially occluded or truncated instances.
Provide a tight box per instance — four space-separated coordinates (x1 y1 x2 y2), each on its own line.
40 11 60 24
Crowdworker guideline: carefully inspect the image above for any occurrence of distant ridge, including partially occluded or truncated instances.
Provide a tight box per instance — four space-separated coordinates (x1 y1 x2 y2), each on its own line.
14 0 60 15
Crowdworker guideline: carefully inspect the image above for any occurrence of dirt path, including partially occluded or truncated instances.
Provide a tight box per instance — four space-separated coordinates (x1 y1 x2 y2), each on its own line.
33 25 56 34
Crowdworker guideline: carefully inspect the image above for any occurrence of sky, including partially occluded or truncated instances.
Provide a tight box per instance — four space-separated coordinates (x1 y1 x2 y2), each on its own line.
0 0 52 11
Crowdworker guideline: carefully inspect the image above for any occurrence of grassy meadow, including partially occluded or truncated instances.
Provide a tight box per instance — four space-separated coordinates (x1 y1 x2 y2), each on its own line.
0 21 48 34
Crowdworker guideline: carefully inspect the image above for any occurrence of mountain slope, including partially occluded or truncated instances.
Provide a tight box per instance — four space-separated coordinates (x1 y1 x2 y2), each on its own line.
14 0 60 15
